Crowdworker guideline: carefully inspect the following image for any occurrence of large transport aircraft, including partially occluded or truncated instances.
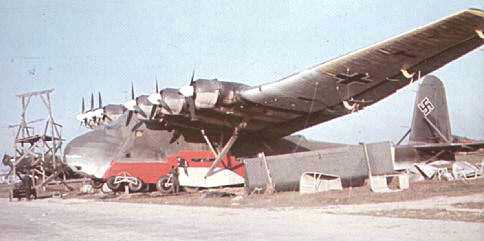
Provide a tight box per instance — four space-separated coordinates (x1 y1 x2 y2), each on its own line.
65 9 484 183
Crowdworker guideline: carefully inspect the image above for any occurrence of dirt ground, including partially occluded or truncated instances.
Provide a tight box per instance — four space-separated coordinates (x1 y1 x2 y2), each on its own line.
69 178 484 205
2 176 483 223
51 178 483 223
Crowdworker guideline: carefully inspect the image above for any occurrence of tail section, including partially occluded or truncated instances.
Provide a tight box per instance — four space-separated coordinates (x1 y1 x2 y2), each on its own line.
409 75 452 144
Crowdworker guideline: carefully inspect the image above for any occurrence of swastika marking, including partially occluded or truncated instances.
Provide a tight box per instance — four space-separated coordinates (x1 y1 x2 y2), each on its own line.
417 97 435 116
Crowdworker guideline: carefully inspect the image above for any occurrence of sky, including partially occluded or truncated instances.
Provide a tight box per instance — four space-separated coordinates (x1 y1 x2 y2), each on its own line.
0 0 483 156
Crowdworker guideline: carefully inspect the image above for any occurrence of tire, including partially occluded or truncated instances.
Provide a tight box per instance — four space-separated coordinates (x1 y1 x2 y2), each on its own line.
101 183 113 193
128 177 144 192
92 179 104 189
156 176 173 194
106 176 122 191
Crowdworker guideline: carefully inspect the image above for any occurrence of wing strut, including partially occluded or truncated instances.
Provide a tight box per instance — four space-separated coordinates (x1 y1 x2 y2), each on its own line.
200 129 219 156
204 122 247 178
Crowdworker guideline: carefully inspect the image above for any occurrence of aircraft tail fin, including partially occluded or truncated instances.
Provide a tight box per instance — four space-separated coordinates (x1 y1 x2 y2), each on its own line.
409 75 452 144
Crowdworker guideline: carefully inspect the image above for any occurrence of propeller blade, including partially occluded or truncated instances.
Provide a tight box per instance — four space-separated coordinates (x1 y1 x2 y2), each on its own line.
155 78 159 93
98 92 102 108
186 97 197 121
150 105 158 119
131 82 135 100
126 111 133 126
190 69 195 85
81 98 85 113
103 114 112 121
90 93 94 110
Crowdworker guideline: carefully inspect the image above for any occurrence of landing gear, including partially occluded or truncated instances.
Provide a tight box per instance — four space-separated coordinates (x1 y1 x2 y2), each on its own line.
156 175 173 194
106 174 145 193
106 176 122 191
91 179 104 189
128 177 144 192
203 122 247 178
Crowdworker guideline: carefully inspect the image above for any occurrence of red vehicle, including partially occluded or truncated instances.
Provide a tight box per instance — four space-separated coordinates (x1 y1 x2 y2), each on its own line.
102 150 245 193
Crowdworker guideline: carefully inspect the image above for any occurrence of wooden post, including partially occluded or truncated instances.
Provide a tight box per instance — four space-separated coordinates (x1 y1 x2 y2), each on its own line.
261 152 275 194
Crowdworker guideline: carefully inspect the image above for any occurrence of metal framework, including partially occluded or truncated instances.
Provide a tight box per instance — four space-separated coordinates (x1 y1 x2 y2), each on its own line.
9 89 66 191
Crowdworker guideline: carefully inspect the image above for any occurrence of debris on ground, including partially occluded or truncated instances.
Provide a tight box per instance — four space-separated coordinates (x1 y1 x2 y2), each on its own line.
452 161 480 179
200 191 236 198
299 172 343 194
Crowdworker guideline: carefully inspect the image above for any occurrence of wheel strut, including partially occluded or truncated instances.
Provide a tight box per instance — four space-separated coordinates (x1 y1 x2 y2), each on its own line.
204 122 246 178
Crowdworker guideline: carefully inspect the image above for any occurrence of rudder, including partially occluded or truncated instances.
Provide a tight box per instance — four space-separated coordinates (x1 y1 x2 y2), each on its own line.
409 75 452 144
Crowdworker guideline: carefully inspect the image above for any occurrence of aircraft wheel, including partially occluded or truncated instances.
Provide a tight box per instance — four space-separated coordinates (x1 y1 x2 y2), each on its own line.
101 183 113 193
156 176 173 194
106 176 122 191
92 179 104 189
128 177 144 192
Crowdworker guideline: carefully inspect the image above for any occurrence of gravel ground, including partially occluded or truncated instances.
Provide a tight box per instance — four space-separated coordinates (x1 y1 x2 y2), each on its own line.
1 197 483 241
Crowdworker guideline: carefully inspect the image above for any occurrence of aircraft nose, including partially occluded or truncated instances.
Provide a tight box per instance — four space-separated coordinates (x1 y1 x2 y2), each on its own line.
65 154 111 179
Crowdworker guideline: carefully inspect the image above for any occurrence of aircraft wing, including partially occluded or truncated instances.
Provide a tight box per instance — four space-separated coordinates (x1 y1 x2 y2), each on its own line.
239 9 483 138
412 141 484 152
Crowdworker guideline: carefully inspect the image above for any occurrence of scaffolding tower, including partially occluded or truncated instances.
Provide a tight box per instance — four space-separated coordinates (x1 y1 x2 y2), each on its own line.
9 89 67 192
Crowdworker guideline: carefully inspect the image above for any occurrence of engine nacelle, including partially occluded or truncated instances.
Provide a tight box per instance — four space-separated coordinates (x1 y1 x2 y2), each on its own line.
192 79 249 108
193 79 221 109
160 88 186 115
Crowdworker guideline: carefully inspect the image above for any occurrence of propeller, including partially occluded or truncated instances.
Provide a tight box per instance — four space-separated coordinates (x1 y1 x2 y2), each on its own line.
147 81 173 119
91 92 106 124
178 70 197 121
98 92 102 108
76 97 89 126
179 70 195 97
123 82 146 126
90 93 94 111
124 83 136 126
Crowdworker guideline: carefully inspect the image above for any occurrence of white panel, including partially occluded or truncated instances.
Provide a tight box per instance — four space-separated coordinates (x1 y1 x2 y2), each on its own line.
178 167 244 188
